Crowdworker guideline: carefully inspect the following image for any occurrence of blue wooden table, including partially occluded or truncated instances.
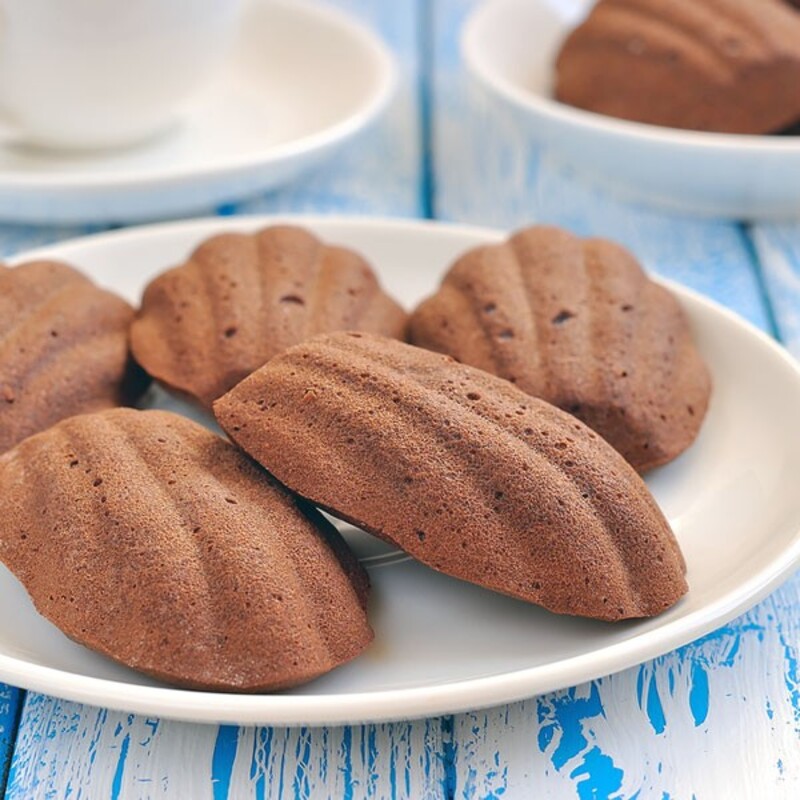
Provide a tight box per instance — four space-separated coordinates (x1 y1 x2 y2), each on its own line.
2 1 800 797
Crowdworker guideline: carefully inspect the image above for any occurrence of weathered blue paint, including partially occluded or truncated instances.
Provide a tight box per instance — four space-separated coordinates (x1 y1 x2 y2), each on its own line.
635 667 667 735
636 666 645 710
688 663 710 727
292 727 312 799
251 726 270 800
320 727 329 786
646 674 667 736
779 630 800 732
753 224 800 356
276 730 288 800
109 730 130 800
537 683 605 770
388 731 397 800
569 746 624 800
340 724 355 800
140 717 159 747
87 707 108 767
0 684 22 794
440 715 456 799
403 731 412 799
211 725 239 800
367 725 379 797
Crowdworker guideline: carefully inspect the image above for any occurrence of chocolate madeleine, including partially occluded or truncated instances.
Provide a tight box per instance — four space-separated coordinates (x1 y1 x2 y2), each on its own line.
131 225 408 408
0 260 146 453
215 332 687 622
555 0 800 134
409 226 711 471
0 408 372 691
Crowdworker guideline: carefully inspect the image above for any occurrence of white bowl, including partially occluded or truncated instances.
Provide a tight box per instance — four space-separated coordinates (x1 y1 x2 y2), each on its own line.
462 0 800 220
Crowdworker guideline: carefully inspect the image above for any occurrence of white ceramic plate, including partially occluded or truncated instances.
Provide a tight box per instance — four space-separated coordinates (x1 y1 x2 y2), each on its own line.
462 0 800 220
3 216 800 726
0 1 395 225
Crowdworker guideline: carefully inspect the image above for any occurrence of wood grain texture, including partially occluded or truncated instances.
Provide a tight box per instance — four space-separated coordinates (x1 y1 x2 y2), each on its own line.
751 223 800 356
432 1 800 797
6 697 446 800
0 683 22 795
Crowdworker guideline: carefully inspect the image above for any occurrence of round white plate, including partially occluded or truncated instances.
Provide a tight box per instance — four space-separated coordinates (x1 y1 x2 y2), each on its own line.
0 1 395 225
462 0 800 220
3 216 800 726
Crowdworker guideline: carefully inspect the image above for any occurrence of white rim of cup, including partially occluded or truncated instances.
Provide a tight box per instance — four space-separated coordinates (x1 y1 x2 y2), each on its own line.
0 0 397 189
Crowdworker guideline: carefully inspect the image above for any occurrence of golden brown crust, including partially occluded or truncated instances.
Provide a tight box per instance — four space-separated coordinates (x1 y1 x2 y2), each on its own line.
555 0 800 133
131 225 408 408
215 332 688 622
0 408 372 691
409 226 711 472
0 260 147 454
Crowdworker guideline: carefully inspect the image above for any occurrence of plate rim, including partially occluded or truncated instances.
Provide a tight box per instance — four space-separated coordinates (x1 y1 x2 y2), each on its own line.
5 213 800 727
0 0 397 189
461 0 800 155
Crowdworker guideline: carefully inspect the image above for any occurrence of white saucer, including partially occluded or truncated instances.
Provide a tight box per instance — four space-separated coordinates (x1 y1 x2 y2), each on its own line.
462 0 800 220
0 1 395 225
3 216 800 726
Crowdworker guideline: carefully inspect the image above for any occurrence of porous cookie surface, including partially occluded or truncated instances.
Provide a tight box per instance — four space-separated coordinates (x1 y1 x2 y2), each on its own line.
131 225 408 408
0 408 372 691
215 332 687 622
555 0 800 134
409 226 711 472
0 260 144 453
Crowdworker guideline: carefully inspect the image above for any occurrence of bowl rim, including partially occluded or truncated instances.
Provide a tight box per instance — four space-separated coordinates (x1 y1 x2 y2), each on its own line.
461 0 800 155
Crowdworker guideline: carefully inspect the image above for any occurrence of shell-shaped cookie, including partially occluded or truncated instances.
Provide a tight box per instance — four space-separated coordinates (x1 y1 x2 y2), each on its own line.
555 0 800 133
0 408 372 691
214 332 687 622
0 260 146 454
131 225 408 408
409 226 711 472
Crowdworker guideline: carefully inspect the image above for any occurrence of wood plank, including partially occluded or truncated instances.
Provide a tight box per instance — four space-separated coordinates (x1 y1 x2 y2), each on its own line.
2 2 437 799
6 698 446 800
0 683 22 795
431 1 797 797
750 223 800 356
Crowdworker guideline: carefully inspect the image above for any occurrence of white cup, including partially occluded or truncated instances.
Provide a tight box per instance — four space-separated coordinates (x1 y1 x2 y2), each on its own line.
0 0 243 150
